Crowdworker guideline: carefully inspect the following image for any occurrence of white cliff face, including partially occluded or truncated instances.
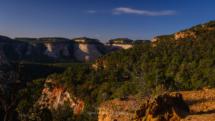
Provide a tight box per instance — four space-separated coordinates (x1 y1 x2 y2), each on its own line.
105 44 134 52
1 42 138 61
43 43 70 58
73 44 102 61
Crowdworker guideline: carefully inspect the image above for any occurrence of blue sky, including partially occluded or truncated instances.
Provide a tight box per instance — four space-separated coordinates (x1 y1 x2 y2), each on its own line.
0 0 215 43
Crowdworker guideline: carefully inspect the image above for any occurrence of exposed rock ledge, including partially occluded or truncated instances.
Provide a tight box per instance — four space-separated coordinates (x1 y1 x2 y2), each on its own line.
38 78 84 114
133 92 189 121
105 44 134 52
98 93 190 121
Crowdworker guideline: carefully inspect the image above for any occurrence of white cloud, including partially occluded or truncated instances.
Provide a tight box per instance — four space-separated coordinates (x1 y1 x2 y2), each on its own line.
112 7 176 16
84 10 97 14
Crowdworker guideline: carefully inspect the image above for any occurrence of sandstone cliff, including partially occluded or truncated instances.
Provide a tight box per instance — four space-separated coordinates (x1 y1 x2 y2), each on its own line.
43 43 70 58
0 42 104 61
174 31 196 40
151 38 159 42
73 44 102 61
1 42 138 61
0 35 150 61
105 44 134 52
38 78 84 114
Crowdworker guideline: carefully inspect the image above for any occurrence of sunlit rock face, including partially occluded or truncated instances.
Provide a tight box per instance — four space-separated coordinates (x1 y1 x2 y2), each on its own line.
38 78 84 114
174 31 196 40
152 37 159 42
0 40 141 61
73 44 102 61
133 92 189 121
98 93 189 121
0 42 103 61
105 44 134 52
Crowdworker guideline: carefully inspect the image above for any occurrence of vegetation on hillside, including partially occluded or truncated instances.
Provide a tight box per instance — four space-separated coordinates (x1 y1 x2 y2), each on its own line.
2 20 215 120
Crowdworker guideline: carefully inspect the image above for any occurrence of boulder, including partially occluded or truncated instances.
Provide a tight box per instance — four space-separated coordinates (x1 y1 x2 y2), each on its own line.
134 92 189 121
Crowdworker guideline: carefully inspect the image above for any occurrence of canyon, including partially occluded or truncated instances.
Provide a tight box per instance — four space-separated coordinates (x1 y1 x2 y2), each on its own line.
0 37 147 61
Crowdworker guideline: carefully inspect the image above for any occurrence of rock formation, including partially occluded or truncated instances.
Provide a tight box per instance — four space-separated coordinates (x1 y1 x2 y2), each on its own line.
105 44 134 52
0 35 150 61
174 31 196 40
133 92 189 121
98 93 190 121
43 43 70 58
73 44 102 61
38 78 84 114
152 38 159 42
1 42 138 61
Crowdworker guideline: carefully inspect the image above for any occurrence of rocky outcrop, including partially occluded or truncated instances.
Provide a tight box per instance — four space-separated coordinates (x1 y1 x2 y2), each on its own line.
92 60 107 69
152 38 160 42
98 93 190 121
105 44 134 52
38 78 84 114
133 92 189 121
174 31 196 40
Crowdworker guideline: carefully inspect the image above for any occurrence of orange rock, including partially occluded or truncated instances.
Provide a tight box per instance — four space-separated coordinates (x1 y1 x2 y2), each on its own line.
38 78 84 114
134 92 189 121
174 31 196 40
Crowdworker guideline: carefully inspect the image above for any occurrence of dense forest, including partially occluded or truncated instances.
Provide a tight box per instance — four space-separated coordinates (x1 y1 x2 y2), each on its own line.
18 20 215 120
2 20 215 121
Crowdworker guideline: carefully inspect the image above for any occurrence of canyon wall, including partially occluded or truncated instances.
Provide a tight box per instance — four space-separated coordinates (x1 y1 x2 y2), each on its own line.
105 44 134 52
43 43 71 58
0 42 138 61
73 44 102 61
0 35 150 61
0 42 103 61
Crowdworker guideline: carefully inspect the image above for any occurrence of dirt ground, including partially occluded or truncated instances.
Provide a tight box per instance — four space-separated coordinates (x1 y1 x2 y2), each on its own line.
180 87 215 121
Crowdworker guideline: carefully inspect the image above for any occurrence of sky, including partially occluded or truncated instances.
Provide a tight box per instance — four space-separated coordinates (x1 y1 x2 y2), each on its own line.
0 0 215 43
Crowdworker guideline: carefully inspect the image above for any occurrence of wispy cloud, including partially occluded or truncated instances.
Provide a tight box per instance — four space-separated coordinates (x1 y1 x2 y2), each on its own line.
84 10 97 14
112 7 176 16
96 34 100 36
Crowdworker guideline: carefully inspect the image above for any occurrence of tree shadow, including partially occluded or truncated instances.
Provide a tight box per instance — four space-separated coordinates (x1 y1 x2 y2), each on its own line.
181 110 215 119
